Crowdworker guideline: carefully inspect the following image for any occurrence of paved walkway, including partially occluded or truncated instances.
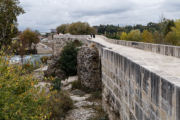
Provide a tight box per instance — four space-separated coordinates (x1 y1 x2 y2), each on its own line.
91 36 180 86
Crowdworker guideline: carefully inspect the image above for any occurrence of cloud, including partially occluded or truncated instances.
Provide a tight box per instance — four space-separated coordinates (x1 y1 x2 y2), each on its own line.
17 0 180 32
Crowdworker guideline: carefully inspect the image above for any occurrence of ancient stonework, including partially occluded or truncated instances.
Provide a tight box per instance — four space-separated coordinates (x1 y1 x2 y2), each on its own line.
86 36 180 120
44 56 66 80
77 46 101 90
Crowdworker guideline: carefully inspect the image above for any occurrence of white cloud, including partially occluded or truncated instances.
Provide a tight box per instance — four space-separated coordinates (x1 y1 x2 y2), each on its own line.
17 0 180 32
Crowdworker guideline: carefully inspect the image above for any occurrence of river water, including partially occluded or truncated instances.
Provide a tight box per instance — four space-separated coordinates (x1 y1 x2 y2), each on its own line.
9 54 52 64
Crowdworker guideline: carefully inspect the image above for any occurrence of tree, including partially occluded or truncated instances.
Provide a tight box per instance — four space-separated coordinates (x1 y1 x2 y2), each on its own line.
165 20 180 45
120 32 128 40
0 0 24 47
19 28 40 49
127 30 142 41
19 29 40 63
68 22 96 35
59 41 79 76
142 30 154 43
56 24 69 34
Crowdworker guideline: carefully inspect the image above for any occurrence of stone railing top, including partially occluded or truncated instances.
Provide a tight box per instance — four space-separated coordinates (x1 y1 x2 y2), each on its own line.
99 35 180 58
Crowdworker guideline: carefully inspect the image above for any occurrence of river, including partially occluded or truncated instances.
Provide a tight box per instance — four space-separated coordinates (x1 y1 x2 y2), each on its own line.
9 54 52 64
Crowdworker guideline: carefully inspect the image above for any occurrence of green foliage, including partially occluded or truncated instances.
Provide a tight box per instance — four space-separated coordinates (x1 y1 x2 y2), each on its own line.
165 19 180 45
48 91 73 119
52 78 61 91
0 0 24 47
56 24 69 34
95 18 180 46
59 41 79 76
142 30 154 43
0 56 50 120
127 30 142 41
56 22 96 35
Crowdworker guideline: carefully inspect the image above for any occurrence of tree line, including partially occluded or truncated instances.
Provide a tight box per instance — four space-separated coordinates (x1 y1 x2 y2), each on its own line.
95 19 180 46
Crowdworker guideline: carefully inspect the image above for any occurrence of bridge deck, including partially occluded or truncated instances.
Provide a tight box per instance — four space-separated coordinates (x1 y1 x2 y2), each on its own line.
91 36 180 86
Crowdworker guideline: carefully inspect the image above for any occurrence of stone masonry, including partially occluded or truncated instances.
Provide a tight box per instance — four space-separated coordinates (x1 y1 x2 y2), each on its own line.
88 36 180 120
77 45 101 90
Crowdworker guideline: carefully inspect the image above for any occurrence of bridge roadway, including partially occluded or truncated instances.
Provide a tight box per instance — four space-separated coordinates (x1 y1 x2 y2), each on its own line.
91 36 180 87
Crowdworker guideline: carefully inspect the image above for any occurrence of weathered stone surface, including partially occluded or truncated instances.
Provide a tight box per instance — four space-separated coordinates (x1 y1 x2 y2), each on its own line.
77 46 101 90
44 56 66 79
88 36 180 120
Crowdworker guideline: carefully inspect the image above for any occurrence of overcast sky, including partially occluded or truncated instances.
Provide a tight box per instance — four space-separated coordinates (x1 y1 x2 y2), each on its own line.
18 0 180 33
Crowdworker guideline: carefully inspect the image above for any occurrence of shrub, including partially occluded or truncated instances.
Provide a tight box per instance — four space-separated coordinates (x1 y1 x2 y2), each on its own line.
59 41 79 76
52 78 61 91
22 61 41 73
0 56 50 120
48 91 74 119
40 56 49 64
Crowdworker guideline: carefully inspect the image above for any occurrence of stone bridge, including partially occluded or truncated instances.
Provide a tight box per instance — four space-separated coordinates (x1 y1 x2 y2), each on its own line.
50 35 180 120
89 36 180 120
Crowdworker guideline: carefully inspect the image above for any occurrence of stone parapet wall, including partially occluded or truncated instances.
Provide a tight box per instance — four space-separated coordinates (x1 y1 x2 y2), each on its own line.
100 36 180 58
86 39 180 120
101 49 180 120
42 35 90 56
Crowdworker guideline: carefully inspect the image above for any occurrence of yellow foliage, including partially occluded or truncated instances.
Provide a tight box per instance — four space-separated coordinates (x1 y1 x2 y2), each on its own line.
127 30 142 41
120 32 128 40
0 55 50 120
142 30 154 43
165 19 180 45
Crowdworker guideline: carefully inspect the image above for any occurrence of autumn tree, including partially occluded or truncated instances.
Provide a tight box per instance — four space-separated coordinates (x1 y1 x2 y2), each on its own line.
165 20 180 45
19 29 40 63
127 30 142 41
19 28 40 49
120 32 128 40
142 30 154 43
0 0 24 47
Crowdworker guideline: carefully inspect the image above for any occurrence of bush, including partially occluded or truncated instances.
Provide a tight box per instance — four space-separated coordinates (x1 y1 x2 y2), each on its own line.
48 91 74 119
40 56 49 64
22 61 41 73
52 78 61 91
0 56 50 120
59 41 79 76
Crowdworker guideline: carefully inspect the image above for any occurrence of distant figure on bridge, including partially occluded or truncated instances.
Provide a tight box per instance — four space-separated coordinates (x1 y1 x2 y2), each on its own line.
90 33 93 38
93 34 95 38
